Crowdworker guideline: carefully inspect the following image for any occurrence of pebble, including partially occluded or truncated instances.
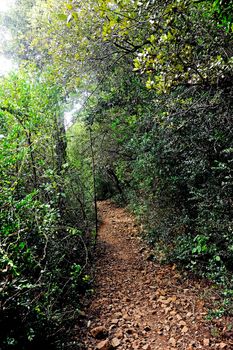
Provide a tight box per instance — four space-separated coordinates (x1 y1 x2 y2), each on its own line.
111 337 121 347
96 339 111 350
82 203 231 350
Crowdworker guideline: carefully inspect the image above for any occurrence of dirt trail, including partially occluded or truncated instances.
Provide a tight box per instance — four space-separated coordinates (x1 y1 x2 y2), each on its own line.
82 201 231 350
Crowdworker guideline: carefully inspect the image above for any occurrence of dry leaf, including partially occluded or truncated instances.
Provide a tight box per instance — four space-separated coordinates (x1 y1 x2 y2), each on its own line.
172 264 177 270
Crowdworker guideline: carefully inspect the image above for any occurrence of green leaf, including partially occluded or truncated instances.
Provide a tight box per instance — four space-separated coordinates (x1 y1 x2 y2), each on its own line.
57 13 67 21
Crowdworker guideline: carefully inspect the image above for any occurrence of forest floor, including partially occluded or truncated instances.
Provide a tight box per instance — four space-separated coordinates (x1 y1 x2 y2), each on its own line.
79 201 233 350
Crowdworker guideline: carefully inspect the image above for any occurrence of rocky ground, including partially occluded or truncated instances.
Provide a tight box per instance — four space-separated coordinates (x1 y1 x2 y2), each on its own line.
79 201 233 350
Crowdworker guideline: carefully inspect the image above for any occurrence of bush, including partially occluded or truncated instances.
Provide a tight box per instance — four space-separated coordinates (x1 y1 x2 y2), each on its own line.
0 187 91 349
127 86 233 284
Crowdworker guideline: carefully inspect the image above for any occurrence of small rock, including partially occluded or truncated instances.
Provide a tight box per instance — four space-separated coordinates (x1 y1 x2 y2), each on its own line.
219 343 227 349
170 310 177 316
142 345 151 350
123 313 130 320
115 329 123 339
111 319 119 324
181 326 188 333
144 326 151 332
176 314 182 321
91 326 108 339
169 337 176 347
96 339 111 350
132 340 140 349
165 307 172 315
111 337 120 348
203 338 210 346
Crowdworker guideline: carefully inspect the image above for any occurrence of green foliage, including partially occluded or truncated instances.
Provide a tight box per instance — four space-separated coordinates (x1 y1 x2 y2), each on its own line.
77 55 233 301
0 69 93 349
1 0 232 331
93 0 233 92
209 0 233 32
127 85 232 273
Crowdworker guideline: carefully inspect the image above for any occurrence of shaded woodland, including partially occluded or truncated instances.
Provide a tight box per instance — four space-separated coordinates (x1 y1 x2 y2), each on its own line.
0 0 232 348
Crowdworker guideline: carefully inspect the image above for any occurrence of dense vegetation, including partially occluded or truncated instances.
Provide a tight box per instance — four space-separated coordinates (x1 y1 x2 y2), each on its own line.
0 67 96 349
0 0 232 348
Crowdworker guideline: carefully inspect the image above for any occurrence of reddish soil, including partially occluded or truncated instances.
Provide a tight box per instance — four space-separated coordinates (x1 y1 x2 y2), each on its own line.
81 201 233 350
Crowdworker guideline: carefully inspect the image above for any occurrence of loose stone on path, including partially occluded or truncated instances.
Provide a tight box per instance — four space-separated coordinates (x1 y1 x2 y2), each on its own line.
80 201 226 350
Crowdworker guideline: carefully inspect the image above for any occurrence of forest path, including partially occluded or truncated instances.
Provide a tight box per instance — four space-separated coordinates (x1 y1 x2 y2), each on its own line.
82 200 226 350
